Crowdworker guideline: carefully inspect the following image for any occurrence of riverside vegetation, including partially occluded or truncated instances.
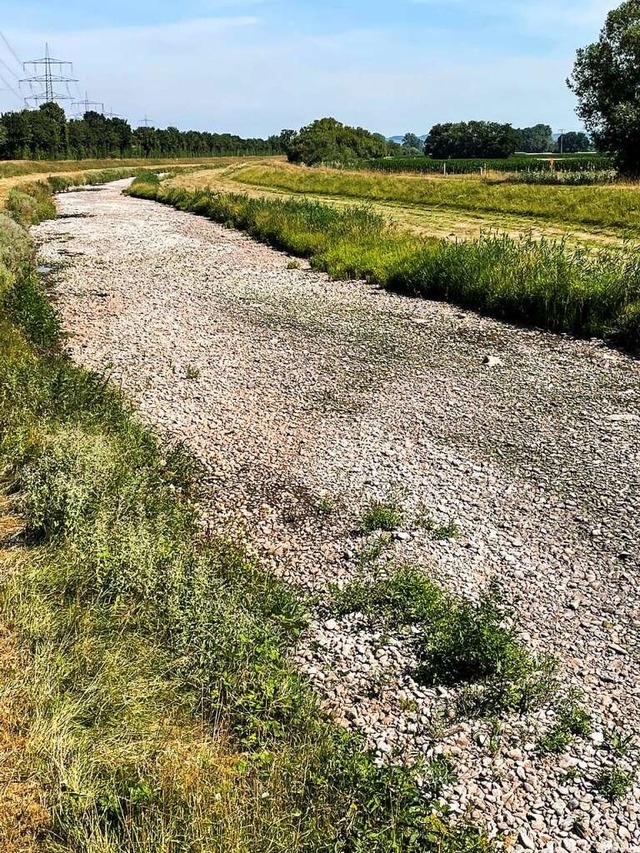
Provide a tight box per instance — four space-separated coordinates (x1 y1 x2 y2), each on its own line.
0 171 505 851
128 172 640 349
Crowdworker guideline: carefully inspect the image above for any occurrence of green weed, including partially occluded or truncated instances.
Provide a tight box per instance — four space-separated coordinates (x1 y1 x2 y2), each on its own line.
361 498 405 533
331 568 556 717
128 176 640 350
595 766 634 802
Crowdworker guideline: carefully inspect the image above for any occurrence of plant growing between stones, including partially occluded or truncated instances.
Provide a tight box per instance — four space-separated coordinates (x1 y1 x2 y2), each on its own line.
361 498 405 533
595 766 634 802
332 569 557 717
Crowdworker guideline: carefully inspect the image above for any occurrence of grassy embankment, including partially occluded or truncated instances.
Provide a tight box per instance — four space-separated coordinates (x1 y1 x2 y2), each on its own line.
0 172 516 850
129 172 640 349
0 157 280 208
227 163 640 233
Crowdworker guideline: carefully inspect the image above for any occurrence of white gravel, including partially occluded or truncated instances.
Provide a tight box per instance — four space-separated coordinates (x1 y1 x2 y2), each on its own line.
33 180 640 852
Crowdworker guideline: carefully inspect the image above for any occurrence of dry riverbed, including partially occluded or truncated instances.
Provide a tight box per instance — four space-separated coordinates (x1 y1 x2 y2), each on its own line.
33 180 640 852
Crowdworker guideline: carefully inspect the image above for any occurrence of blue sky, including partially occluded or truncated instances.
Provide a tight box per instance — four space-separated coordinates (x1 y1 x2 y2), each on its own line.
0 0 614 136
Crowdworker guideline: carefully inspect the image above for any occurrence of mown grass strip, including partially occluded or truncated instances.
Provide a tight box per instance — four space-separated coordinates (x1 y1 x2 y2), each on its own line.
128 175 640 350
0 175 493 850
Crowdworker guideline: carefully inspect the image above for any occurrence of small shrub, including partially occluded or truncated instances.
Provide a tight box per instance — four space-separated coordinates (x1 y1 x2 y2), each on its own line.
287 259 301 270
605 728 635 757
538 726 573 755
419 585 558 715
416 512 461 540
537 700 592 755
184 363 200 380
595 766 634 801
316 494 335 515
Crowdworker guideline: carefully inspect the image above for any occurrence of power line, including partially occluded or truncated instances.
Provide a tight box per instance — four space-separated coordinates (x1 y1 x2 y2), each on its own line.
0 30 23 70
0 69 24 105
20 42 78 107
0 54 19 80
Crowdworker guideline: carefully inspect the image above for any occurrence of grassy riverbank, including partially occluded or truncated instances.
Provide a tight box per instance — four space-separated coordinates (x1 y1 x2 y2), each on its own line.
227 163 640 232
128 175 640 349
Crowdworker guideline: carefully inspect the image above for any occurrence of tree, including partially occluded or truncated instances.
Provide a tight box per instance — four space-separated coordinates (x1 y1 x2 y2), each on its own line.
402 132 422 149
568 0 640 174
518 124 553 153
286 118 388 165
556 131 592 153
424 121 520 159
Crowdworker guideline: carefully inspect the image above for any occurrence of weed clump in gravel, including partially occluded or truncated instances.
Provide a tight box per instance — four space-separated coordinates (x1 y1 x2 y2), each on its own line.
361 498 405 532
537 696 592 755
331 565 444 623
595 766 635 802
332 569 557 717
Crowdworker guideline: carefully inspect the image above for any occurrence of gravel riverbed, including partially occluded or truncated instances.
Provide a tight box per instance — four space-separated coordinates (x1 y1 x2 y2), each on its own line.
33 180 640 852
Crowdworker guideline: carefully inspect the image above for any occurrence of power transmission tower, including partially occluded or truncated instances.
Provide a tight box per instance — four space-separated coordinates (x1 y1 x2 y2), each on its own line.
20 43 77 107
139 115 153 127
72 90 104 118
104 107 122 119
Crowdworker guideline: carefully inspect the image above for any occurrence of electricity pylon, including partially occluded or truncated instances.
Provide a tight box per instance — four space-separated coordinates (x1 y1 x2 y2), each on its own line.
20 42 77 107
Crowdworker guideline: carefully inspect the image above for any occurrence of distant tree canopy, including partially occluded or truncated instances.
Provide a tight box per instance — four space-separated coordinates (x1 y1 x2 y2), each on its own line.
424 121 522 159
556 131 593 153
402 132 423 150
285 117 388 165
517 124 554 153
0 103 283 160
569 0 640 174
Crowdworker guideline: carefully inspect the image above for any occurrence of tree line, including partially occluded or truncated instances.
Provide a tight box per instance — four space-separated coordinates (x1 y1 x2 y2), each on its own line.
0 102 283 160
280 119 594 167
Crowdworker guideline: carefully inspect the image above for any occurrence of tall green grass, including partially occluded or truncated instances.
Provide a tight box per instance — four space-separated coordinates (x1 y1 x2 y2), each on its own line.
227 164 640 232
355 155 611 175
0 176 493 850
128 179 640 349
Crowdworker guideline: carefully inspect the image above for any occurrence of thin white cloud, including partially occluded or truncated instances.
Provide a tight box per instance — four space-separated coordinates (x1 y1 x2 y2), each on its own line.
0 4 600 135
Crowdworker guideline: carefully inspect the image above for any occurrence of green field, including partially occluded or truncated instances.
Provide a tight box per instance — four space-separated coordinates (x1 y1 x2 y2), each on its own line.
356 154 611 175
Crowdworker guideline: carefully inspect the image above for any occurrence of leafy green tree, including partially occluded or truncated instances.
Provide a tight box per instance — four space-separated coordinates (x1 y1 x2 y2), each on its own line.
556 131 592 153
0 106 282 160
402 132 423 150
568 0 640 174
286 118 388 165
424 121 520 158
518 124 553 153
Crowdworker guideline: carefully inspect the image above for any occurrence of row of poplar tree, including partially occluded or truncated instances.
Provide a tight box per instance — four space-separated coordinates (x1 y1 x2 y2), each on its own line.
0 102 283 160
